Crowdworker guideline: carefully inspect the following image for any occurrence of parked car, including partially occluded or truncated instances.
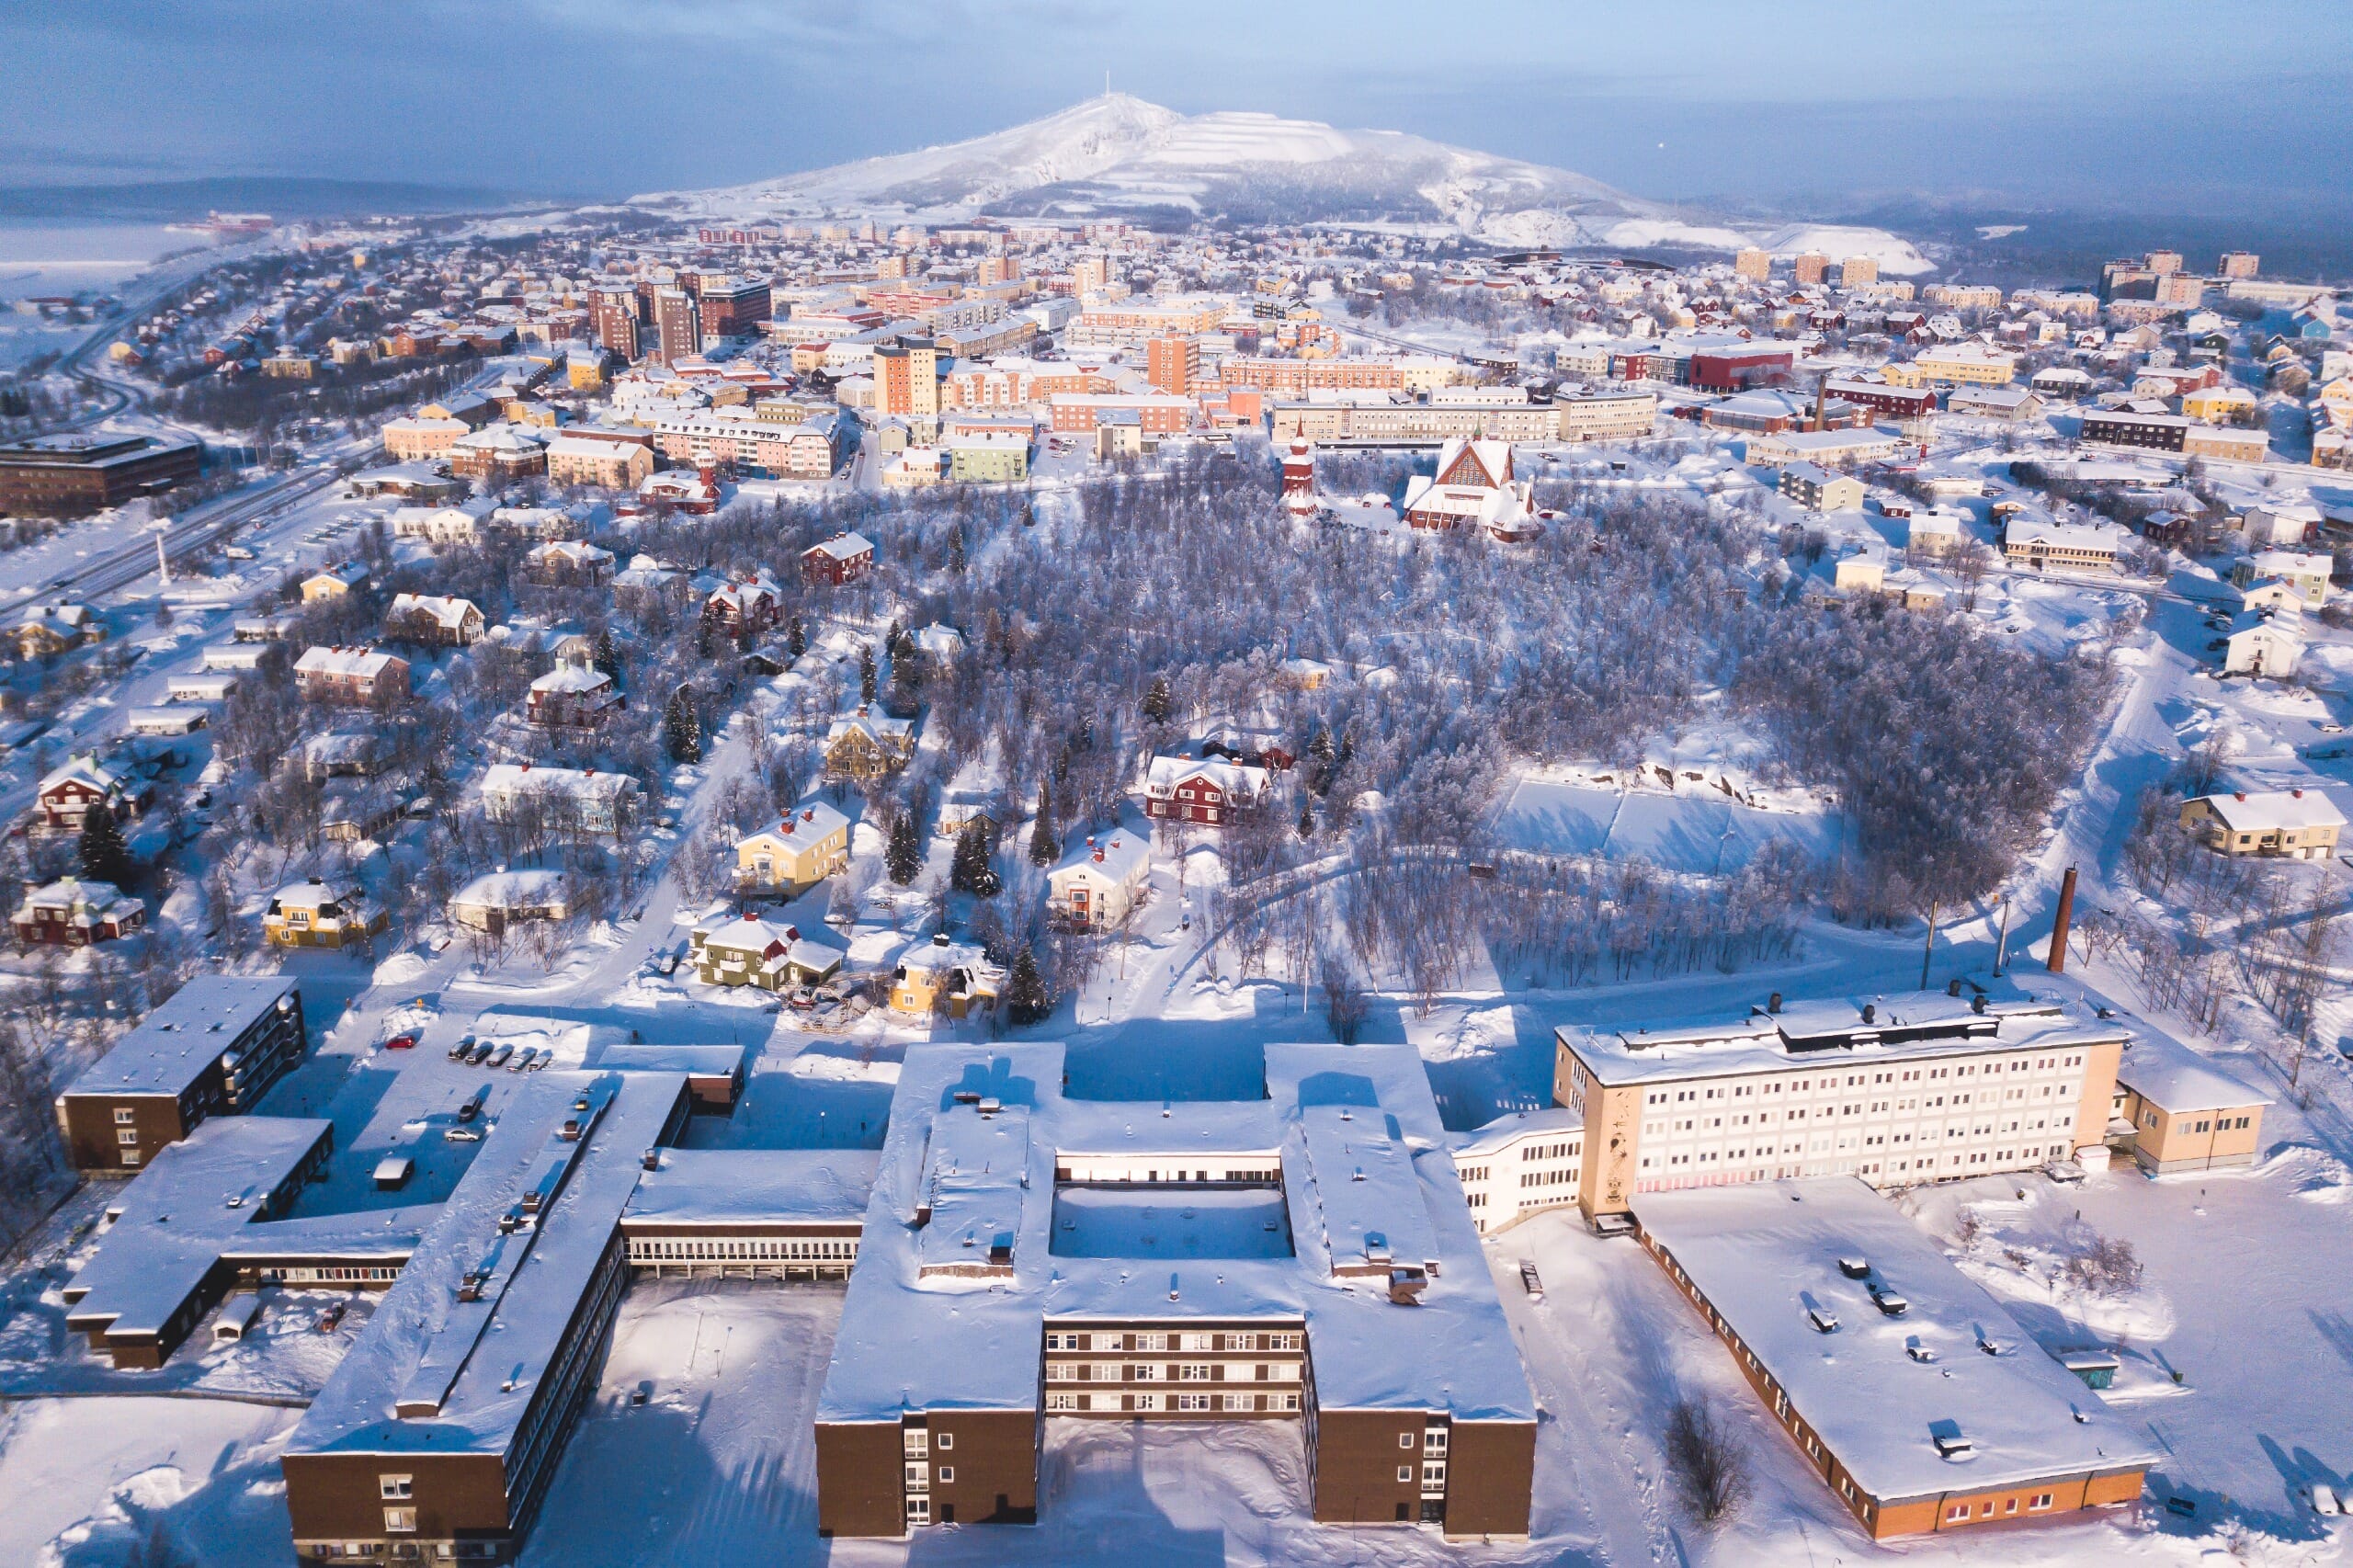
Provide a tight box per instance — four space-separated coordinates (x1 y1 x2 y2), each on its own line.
381 1033 416 1051
484 1042 514 1068
448 1035 475 1062
466 1040 495 1064
444 1126 483 1142
526 1050 551 1071
506 1046 536 1073
316 1302 347 1333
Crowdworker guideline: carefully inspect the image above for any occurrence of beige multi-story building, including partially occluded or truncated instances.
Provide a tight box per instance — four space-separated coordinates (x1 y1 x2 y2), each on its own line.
1838 256 1879 288
1733 247 1772 281
1552 989 2128 1219
2179 789 2345 858
545 435 653 490
1883 344 2018 388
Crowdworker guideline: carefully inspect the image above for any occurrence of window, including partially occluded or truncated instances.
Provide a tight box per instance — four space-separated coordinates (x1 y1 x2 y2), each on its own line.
113 1108 135 1126
935 1432 953 1450
118 1129 140 1145
379 1475 413 1501
1399 1433 1417 1449
2029 1493 2053 1511
1398 1467 1414 1483
937 1466 954 1483
383 1508 416 1534
904 1429 928 1456
1947 1504 1970 1523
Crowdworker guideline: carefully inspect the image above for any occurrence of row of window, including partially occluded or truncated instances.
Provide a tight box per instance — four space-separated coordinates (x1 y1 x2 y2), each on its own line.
1046 1361 1300 1384
1042 1391 1301 1413
1042 1330 1300 1353
627 1237 856 1261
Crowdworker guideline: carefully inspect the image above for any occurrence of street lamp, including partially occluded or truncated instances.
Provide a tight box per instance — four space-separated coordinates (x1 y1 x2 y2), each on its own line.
148 517 172 587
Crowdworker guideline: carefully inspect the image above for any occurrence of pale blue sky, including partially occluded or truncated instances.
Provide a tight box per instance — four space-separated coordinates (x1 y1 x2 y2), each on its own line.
1 0 2344 213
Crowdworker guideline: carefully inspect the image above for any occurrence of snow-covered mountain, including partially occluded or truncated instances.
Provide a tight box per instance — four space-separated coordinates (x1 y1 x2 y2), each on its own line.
631 94 1930 271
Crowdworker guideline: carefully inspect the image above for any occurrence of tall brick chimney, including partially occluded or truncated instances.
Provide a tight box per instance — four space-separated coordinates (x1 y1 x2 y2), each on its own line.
2047 866 2078 974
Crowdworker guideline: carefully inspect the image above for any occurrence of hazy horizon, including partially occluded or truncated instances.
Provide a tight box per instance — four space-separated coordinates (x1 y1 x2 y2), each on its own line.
3 1 2347 220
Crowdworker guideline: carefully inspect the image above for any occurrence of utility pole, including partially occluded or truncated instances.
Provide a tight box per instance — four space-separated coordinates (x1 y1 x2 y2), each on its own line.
1920 903 1938 991
1993 895 2011 977
149 518 171 586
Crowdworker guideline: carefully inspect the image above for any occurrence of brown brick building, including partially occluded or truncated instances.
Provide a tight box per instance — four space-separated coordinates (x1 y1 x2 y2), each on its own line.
814 1041 1539 1540
53 976 306 1171
0 433 204 517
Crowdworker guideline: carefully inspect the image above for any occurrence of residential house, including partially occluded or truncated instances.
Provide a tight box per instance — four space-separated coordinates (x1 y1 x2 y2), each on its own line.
824 708 915 780
2222 607 2304 676
14 602 105 659
526 665 624 729
37 753 130 830
2002 518 2122 574
524 540 616 585
2179 789 2342 858
703 572 785 636
389 499 494 545
888 931 1002 1017
381 593 483 647
448 869 569 936
733 802 852 896
300 562 369 602
1142 754 1269 827
690 915 846 993
801 531 875 586
292 645 409 705
1046 830 1152 929
2231 550 2330 609
13 877 143 946
480 763 639 835
262 877 387 949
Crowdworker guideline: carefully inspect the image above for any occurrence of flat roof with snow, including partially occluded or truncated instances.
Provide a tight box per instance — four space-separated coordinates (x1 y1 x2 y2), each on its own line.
62 976 300 1100
1638 1177 2156 1506
290 1071 690 1460
1559 985 2129 1087
816 1041 1536 1426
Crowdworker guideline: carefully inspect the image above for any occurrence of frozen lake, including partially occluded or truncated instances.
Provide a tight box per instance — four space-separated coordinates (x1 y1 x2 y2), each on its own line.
1494 777 1845 873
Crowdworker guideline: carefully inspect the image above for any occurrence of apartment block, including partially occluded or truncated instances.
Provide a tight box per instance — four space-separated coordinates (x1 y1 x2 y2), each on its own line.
54 977 307 1171
1552 988 2128 1219
816 1041 1538 1540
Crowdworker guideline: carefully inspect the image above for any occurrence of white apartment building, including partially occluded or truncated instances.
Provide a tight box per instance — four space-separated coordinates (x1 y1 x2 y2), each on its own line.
1552 988 2127 1218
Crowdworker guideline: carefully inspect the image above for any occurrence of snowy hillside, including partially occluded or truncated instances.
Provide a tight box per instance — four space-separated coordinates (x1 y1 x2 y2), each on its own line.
632 93 1915 265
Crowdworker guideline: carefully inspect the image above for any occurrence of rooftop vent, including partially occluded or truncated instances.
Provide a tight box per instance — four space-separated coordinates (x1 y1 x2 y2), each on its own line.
1861 1003 1878 1026
1931 1422 1972 1460
1767 991 1783 1014
1838 1255 1870 1279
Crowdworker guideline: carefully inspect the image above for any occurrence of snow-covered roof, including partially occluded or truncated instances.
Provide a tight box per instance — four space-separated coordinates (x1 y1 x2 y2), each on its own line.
62 1118 424 1346
805 529 874 561
449 869 566 910
2191 788 2343 834
623 1148 878 1228
816 1040 1537 1428
294 645 404 679
1637 1178 2159 1505
2116 1033 2272 1115
1144 753 1267 799
1449 1106 1585 1161
739 800 851 848
291 1072 692 1460
1559 986 2130 1088
481 763 638 802
1048 827 1149 883
62 976 301 1100
528 664 615 695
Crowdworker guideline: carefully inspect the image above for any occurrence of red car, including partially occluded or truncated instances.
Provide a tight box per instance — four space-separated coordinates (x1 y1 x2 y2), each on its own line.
316 1302 347 1333
382 1034 417 1051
